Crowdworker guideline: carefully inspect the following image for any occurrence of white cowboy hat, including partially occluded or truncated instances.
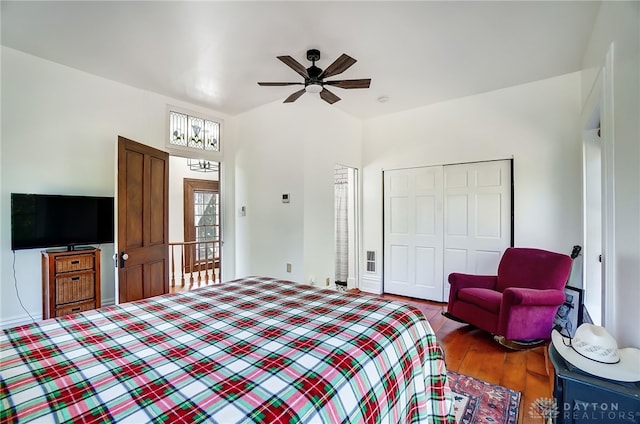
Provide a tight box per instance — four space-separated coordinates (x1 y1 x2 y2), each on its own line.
551 324 640 382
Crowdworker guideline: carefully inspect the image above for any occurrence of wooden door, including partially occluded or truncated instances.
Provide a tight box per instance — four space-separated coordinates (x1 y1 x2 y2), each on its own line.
183 178 220 275
117 136 169 303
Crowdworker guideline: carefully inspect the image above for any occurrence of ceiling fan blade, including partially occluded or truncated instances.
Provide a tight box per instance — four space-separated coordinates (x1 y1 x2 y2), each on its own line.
258 82 304 86
277 56 309 79
284 88 306 103
319 54 357 79
319 88 341 104
325 79 371 89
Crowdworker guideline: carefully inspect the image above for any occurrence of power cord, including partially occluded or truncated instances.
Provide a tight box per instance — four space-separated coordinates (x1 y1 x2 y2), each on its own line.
12 251 36 323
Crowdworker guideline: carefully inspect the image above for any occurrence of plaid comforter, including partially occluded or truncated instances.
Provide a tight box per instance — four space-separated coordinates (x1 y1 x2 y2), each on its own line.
1 277 454 423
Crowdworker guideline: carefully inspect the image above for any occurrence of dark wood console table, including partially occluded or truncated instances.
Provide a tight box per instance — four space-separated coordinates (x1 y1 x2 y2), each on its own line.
549 343 640 424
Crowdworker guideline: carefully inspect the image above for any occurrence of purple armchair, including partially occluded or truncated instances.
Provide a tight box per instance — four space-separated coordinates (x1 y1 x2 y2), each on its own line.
446 247 572 341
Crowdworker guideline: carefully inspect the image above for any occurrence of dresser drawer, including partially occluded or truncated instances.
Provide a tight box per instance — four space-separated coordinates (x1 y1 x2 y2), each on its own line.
54 254 95 273
55 273 95 305
55 302 96 317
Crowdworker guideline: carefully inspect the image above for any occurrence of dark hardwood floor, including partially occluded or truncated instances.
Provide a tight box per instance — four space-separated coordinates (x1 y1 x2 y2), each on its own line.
379 292 553 424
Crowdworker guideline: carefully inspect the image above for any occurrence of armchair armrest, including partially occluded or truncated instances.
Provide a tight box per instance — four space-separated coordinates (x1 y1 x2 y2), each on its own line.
498 288 567 339
501 287 566 307
448 273 497 290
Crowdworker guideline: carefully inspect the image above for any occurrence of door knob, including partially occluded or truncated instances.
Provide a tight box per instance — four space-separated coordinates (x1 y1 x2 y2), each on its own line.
119 251 129 268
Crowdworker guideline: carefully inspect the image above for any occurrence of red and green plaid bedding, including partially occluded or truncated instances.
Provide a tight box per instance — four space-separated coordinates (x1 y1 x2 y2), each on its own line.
1 276 454 423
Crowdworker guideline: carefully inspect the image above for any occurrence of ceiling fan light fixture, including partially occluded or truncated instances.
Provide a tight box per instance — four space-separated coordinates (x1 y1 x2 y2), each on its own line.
258 50 371 105
305 83 323 94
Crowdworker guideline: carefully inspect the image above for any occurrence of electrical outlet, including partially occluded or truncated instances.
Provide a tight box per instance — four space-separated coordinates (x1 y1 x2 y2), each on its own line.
325 277 330 286
286 263 292 273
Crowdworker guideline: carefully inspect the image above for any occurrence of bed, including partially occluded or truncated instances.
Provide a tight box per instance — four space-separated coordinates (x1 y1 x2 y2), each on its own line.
1 276 454 423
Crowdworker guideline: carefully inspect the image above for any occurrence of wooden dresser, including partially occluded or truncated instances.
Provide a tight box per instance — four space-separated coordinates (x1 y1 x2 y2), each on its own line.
42 248 101 319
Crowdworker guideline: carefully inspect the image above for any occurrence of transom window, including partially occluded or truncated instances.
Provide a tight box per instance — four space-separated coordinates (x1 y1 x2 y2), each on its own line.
169 110 220 152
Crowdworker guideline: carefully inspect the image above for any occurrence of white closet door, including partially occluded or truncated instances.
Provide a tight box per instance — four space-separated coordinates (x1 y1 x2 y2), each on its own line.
443 160 512 301
383 160 512 302
383 166 444 300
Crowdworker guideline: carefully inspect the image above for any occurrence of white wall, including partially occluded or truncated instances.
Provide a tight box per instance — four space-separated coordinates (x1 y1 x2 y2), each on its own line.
0 47 234 327
234 95 362 285
360 73 583 294
581 1 640 347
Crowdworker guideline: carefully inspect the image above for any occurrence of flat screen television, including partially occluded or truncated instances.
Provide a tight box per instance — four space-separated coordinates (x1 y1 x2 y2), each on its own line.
11 193 114 251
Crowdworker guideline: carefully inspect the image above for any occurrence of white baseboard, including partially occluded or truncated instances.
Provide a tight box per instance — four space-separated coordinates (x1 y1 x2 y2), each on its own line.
1 296 116 330
0 313 42 330
360 275 382 294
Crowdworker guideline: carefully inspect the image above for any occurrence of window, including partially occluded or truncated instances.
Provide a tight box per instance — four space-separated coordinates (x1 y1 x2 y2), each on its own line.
184 178 220 272
169 109 221 153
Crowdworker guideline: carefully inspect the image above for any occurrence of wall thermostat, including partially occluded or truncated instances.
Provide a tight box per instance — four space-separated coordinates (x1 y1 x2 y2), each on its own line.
282 193 290 203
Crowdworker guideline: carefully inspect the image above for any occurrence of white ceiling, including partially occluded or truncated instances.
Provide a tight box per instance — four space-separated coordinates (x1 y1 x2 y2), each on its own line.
1 1 600 119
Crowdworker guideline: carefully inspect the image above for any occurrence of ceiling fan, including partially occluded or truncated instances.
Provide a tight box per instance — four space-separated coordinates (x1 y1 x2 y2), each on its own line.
258 49 371 104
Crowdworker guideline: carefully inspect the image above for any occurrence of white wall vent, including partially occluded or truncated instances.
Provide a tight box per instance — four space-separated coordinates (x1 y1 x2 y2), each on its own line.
366 250 376 273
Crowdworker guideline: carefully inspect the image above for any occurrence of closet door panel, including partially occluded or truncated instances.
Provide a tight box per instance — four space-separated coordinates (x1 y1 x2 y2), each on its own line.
389 244 409 283
415 246 437 286
443 160 512 301
384 166 444 300
477 193 502 238
446 194 469 236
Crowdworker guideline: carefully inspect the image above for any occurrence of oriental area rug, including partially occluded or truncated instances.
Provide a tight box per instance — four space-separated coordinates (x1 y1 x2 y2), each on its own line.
448 371 521 424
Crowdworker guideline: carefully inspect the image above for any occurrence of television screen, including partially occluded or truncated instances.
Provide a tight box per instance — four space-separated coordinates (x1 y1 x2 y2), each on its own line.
11 193 114 251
